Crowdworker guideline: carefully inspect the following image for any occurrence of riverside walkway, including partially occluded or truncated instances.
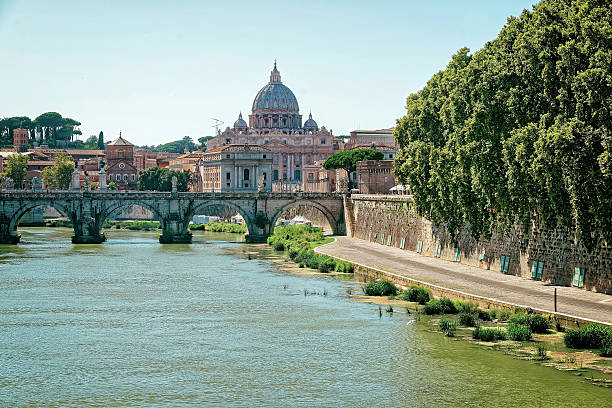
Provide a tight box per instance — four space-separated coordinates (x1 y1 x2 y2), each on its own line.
316 237 612 324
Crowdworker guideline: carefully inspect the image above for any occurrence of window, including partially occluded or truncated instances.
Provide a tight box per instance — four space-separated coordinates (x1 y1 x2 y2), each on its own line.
123 174 128 181
273 170 279 181
263 172 267 180
263 154 267 159
531 261 544 281
294 170 301 181
283 172 287 181
454 247 462 262
321 139 326 144
130 174 135 181
416 240 423 253
225 138 231 144
434 244 441 258
500 255 510 273
273 155 278 164
307 173 313 182
243 169 250 185
373 233 377 240
572 267 585 288
226 172 231 180
226 154 231 159
118 150 124 158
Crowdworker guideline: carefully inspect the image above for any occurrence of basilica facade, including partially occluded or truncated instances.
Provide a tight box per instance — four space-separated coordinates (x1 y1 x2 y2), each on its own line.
205 62 342 184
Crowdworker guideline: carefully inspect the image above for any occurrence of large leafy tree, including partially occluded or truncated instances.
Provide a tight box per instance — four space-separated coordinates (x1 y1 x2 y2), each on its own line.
41 153 75 189
394 0 612 248
141 136 197 153
0 116 33 147
138 167 192 191
2 153 29 188
324 149 384 174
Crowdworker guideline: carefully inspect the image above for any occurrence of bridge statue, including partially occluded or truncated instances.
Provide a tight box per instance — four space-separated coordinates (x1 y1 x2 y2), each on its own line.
0 190 345 245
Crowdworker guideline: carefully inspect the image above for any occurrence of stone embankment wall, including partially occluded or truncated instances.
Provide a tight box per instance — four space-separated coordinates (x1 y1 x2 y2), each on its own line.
347 195 611 294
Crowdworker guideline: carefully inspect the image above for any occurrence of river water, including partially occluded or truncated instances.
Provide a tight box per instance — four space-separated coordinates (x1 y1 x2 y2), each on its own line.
0 228 609 407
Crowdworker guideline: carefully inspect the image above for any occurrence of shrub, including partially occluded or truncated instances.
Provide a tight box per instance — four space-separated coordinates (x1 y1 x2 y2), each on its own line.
477 309 491 321
473 326 506 342
497 310 511 321
507 323 532 341
439 318 457 337
536 343 548 360
423 300 442 315
510 314 551 334
454 300 478 315
601 334 612 357
422 297 457 315
401 286 431 305
439 298 458 314
363 280 399 296
564 325 612 350
459 313 476 327
318 257 336 273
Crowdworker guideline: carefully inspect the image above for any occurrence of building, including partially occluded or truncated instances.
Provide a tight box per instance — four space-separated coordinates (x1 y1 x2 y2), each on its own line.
302 160 337 193
356 160 395 194
133 149 181 172
348 128 396 147
168 151 205 173
105 134 138 189
13 128 29 152
196 145 272 192
205 62 342 186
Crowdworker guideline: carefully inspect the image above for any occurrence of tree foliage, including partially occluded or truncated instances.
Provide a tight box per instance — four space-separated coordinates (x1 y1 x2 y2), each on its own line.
97 131 105 150
2 154 29 188
141 136 196 153
137 167 192 192
393 0 612 248
41 153 75 189
323 149 384 174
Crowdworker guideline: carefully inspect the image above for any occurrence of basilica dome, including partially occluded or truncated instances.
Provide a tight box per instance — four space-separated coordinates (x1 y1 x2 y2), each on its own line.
251 62 299 113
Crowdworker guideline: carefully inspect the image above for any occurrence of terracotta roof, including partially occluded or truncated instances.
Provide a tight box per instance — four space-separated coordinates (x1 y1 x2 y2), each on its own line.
350 144 397 150
205 144 271 153
351 128 395 134
107 136 134 146
30 148 104 155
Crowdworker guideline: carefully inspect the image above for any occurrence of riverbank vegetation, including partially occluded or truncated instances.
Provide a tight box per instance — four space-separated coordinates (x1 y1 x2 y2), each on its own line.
189 222 247 233
359 280 612 382
394 0 612 248
267 225 354 273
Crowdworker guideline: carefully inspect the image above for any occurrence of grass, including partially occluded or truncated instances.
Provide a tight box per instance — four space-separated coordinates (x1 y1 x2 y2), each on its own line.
363 280 399 296
267 225 353 274
189 221 247 233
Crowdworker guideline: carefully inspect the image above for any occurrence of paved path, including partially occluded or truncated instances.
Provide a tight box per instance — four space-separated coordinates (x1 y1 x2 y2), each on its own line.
317 237 612 324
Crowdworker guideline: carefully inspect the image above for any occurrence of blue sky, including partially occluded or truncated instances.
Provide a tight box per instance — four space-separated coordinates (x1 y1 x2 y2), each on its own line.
0 0 536 145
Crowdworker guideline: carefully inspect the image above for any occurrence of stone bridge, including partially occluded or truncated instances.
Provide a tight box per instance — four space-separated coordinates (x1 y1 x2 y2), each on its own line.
0 190 345 244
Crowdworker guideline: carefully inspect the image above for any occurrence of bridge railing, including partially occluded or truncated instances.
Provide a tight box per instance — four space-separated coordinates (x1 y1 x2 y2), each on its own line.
0 189 343 199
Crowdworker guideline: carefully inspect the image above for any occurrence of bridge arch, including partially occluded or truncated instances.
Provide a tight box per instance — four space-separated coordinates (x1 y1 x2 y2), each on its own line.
269 200 343 235
189 200 254 234
97 201 163 229
10 202 73 233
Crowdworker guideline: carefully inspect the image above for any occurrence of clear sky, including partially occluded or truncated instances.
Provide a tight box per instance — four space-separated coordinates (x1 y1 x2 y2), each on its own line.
0 0 537 146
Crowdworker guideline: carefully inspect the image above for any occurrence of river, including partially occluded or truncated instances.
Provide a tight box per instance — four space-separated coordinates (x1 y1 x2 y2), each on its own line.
0 228 609 407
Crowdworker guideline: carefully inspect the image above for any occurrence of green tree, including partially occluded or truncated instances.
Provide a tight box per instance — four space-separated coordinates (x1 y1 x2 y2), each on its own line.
41 153 75 189
138 167 192 191
393 0 612 247
3 153 29 188
324 149 384 174
97 131 105 150
34 112 63 146
0 116 32 148
84 135 99 149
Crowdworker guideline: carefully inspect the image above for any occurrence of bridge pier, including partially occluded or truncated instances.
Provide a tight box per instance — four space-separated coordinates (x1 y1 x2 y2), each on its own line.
72 217 106 244
159 215 192 244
